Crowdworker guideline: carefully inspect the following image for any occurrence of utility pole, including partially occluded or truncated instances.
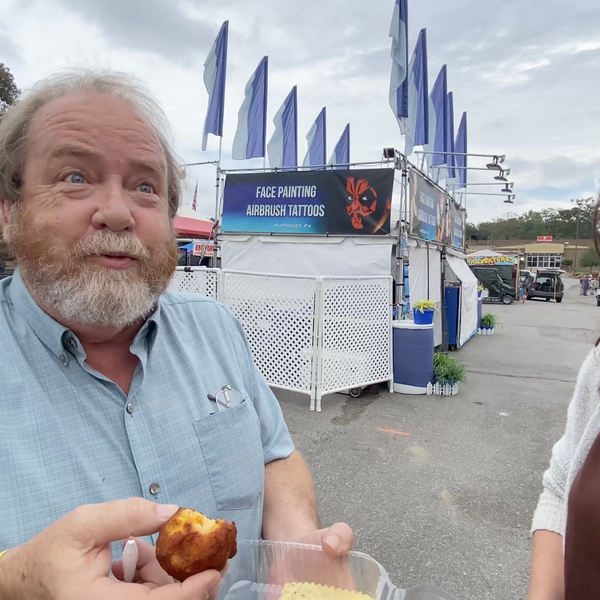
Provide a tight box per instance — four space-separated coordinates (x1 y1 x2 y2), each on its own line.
571 198 594 273
572 199 584 274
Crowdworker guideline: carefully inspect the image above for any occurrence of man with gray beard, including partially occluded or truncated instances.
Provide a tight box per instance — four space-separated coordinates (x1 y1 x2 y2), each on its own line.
0 71 352 600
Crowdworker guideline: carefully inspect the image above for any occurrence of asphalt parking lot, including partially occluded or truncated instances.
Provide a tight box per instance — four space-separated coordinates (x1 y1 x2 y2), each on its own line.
275 278 600 600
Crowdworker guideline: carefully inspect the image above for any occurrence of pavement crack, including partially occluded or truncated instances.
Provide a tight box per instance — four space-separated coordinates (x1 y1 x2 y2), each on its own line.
467 369 576 384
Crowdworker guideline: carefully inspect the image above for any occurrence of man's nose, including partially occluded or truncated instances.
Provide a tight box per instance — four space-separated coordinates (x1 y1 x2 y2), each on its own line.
91 179 135 232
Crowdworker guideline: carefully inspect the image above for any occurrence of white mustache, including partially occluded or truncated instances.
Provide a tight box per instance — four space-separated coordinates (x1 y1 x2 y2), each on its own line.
73 232 150 261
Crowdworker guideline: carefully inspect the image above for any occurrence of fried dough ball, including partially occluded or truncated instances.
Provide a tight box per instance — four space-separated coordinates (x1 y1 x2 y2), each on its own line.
156 508 237 581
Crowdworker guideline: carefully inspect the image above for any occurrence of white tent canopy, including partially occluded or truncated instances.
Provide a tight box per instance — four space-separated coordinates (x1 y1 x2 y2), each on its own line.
221 235 395 277
445 255 479 347
407 238 442 346
467 249 505 258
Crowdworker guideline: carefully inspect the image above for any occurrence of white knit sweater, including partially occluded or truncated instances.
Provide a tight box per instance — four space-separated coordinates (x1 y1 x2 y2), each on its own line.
532 347 600 536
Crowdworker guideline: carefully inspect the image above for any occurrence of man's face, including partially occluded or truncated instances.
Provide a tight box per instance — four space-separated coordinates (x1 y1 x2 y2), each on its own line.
1 91 179 329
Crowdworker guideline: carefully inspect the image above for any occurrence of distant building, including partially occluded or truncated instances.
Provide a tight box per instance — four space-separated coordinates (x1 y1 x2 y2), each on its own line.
468 238 594 272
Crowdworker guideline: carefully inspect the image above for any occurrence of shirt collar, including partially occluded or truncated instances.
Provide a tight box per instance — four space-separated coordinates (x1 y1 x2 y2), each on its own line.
8 268 162 360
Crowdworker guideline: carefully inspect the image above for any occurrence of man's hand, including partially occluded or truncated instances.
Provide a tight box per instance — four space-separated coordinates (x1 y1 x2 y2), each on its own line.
0 498 222 600
296 523 355 557
267 524 356 590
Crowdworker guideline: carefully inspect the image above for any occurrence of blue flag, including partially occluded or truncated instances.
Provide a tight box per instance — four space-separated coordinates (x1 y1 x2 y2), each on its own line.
303 107 327 169
446 91 456 181
202 21 228 151
232 56 269 160
330 124 350 169
267 86 298 169
389 0 409 127
425 65 448 179
455 112 468 189
404 28 429 155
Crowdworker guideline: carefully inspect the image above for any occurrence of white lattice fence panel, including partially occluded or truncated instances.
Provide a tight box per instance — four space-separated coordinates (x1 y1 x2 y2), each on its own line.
221 272 317 394
319 277 392 396
170 268 219 299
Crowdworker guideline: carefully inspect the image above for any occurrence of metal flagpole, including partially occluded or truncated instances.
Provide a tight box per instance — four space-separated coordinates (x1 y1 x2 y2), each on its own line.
212 137 224 268
214 137 223 220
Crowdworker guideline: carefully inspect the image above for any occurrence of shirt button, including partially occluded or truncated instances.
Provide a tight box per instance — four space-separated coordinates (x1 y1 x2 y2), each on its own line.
126 403 135 415
60 354 67 365
149 483 161 496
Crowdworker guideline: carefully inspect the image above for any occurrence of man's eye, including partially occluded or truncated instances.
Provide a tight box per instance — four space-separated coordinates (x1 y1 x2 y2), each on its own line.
66 173 86 184
138 183 154 194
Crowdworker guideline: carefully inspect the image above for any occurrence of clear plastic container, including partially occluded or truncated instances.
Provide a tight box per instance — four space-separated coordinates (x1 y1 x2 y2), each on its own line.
217 541 458 600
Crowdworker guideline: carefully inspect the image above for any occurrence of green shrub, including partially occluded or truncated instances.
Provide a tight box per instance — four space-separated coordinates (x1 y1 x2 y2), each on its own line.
481 313 498 328
433 353 467 385
413 299 436 313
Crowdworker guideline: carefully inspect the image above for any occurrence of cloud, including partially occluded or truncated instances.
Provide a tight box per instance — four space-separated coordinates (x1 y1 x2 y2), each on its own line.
50 0 216 62
0 33 21 67
2 0 600 221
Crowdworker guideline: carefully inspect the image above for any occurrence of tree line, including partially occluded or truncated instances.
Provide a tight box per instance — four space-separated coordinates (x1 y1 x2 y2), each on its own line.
468 198 596 241
0 62 20 266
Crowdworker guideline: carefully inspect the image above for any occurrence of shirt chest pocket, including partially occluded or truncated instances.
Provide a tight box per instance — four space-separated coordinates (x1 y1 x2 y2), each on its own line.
193 400 265 511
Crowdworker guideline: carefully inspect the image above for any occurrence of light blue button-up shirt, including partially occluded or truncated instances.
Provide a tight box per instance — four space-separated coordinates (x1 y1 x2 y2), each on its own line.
0 269 294 555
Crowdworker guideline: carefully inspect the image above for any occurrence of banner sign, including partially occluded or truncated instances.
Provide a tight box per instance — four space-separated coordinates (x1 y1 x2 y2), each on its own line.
537 236 553 242
447 198 467 250
409 170 446 242
222 169 394 235
467 255 515 266
193 240 216 258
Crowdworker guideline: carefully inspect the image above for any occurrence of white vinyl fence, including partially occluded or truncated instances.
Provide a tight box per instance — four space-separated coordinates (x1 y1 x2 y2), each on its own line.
170 267 393 412
319 277 393 401
170 268 220 299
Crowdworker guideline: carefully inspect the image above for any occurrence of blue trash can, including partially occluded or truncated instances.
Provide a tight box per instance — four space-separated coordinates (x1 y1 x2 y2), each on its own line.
393 321 434 395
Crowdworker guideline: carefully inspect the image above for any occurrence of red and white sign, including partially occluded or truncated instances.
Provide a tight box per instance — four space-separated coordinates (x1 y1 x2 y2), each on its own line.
193 240 215 258
537 236 553 242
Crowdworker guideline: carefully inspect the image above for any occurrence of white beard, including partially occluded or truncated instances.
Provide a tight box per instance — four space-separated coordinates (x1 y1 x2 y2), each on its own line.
29 264 165 329
5 216 178 330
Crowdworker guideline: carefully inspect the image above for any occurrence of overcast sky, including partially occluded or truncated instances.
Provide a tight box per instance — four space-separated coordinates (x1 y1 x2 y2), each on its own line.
2 0 599 224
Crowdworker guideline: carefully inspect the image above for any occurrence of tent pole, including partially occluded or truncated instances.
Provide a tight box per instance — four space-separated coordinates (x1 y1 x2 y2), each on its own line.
441 246 449 352
402 162 410 316
394 157 405 319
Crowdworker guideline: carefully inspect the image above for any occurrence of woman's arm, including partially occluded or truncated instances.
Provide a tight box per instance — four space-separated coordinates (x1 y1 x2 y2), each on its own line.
528 348 600 599
528 530 564 600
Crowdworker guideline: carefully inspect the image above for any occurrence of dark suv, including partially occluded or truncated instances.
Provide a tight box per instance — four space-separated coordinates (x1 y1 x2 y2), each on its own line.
527 269 564 303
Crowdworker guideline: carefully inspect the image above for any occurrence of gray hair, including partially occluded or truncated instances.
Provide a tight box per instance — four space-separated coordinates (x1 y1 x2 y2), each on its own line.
0 69 183 219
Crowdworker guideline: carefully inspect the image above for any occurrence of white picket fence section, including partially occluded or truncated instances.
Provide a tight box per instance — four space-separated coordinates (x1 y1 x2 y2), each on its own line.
319 277 393 400
427 382 459 396
220 271 318 401
170 267 393 412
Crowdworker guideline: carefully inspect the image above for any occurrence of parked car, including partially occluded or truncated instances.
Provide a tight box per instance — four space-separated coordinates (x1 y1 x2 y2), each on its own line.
527 269 565 303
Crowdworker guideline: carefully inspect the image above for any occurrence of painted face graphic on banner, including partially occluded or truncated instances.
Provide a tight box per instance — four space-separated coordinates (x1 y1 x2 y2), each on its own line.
346 178 377 229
